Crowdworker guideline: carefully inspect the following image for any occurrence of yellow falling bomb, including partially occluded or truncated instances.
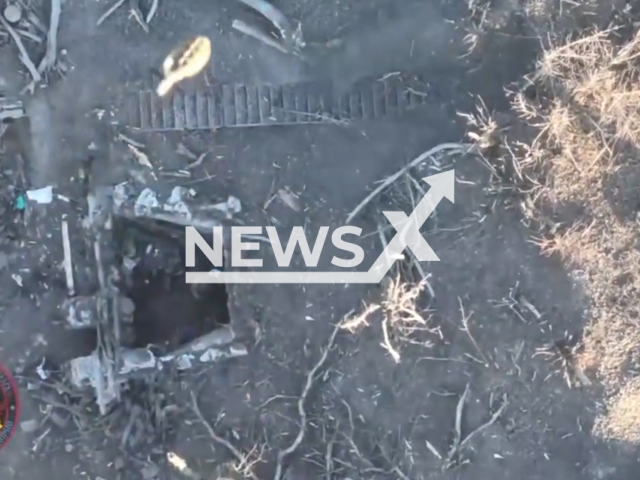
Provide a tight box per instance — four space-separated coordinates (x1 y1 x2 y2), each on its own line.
156 36 212 97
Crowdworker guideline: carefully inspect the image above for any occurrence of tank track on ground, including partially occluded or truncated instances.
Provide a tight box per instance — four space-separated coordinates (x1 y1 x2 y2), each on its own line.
118 76 436 131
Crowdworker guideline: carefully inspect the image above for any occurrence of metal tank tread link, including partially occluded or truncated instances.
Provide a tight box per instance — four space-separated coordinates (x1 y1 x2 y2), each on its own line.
119 79 432 131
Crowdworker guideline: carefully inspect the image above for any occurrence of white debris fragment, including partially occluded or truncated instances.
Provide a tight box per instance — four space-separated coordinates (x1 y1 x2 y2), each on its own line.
210 195 242 218
278 188 302 212
164 186 192 218
36 358 50 380
127 144 153 169
11 273 22 286
61 220 75 296
68 352 118 412
26 186 53 204
199 343 248 362
174 354 193 370
62 297 98 328
134 188 159 216
4 4 21 24
20 419 39 433
118 349 157 375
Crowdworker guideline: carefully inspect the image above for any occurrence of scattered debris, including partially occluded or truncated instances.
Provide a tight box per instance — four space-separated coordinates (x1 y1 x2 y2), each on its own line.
190 392 260 480
11 273 22 286
273 318 345 480
0 97 25 121
445 383 508 468
26 186 53 204
157 36 212 97
62 294 134 329
112 183 240 229
57 179 247 415
160 325 248 369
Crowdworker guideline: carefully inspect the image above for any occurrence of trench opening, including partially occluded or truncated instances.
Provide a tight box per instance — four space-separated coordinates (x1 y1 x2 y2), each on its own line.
115 218 230 355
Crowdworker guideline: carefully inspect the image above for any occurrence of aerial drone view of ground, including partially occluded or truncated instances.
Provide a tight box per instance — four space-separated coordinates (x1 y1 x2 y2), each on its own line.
1 0 640 478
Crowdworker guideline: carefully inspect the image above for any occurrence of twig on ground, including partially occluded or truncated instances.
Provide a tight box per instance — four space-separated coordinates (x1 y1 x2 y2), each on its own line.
0 16 40 85
273 318 344 480
381 316 401 363
346 143 468 224
375 216 398 279
445 385 508 467
459 394 508 449
325 429 336 480
392 466 411 480
189 391 259 480
16 28 42 43
340 304 379 332
167 451 203 480
185 152 208 170
458 297 488 365
256 394 297 410
96 0 126 25
61 220 75 296
145 0 158 24
425 440 442 459
37 0 61 74
235 0 298 51
129 0 149 32
404 247 434 298
447 382 469 461
232 19 289 54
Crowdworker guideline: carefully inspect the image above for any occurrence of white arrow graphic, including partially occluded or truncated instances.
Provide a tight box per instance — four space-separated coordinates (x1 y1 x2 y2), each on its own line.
365 169 454 283
185 169 454 284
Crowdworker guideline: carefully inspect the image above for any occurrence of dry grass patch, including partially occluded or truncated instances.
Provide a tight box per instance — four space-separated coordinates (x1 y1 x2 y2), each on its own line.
596 377 640 442
341 275 436 362
481 28 640 442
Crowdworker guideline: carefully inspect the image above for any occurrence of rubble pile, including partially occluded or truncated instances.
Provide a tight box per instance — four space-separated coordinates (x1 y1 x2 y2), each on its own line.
61 182 247 414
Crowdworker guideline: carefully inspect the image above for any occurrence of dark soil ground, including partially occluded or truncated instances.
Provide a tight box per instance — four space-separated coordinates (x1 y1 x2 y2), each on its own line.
1 0 640 479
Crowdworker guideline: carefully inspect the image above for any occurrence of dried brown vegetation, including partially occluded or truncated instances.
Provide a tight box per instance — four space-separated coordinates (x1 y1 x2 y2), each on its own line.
486 29 640 442
341 275 434 362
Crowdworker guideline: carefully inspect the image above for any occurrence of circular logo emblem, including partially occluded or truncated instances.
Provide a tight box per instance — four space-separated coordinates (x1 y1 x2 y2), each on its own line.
0 364 19 450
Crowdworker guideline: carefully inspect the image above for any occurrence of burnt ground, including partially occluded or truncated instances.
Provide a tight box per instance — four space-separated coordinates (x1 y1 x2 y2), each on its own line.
1 0 640 479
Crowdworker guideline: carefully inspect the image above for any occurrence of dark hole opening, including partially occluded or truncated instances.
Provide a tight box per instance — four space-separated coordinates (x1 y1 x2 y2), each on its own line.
114 218 230 355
